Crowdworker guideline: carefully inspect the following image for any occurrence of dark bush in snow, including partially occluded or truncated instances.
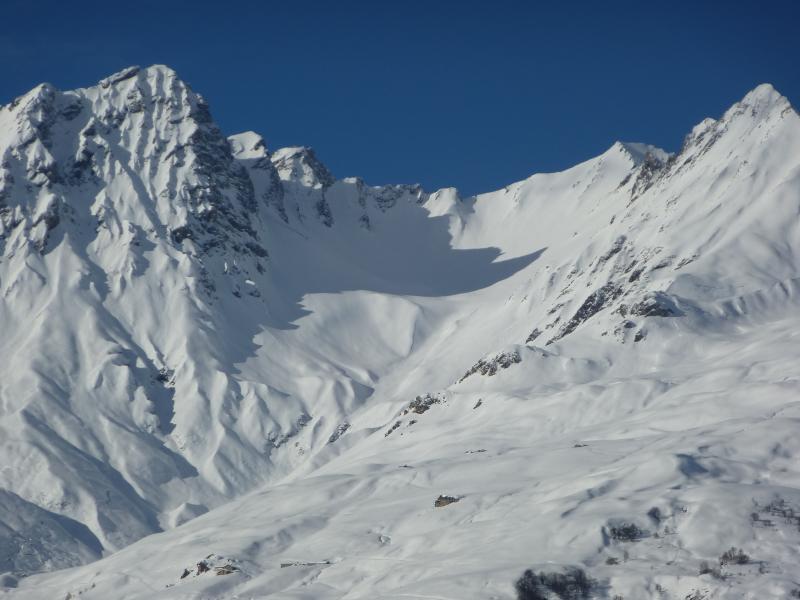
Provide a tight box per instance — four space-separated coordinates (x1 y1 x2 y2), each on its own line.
719 547 749 565
515 566 592 600
608 523 646 542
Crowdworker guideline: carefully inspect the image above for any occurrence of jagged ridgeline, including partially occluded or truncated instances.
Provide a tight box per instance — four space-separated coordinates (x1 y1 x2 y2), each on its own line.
1 67 800 599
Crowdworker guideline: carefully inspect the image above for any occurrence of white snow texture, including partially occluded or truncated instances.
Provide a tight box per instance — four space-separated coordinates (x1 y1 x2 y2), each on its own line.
0 67 799 599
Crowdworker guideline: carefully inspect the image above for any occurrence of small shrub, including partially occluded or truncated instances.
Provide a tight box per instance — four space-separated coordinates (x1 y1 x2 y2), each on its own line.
515 566 593 600
719 547 749 565
608 523 646 542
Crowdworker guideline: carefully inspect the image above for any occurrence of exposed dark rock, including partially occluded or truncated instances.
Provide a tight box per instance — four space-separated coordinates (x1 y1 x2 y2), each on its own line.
214 564 240 575
315 195 334 227
651 256 674 270
271 146 334 189
99 66 140 88
598 236 626 264
384 420 401 437
459 350 521 382
170 225 193 244
630 151 667 197
59 99 83 121
406 392 445 414
526 328 542 343
328 422 350 444
549 283 623 343
280 559 333 568
372 183 423 212
268 414 312 448
245 241 269 258
190 97 214 125
125 89 145 114
627 292 682 317
179 555 242 581
434 495 461 508
627 267 643 282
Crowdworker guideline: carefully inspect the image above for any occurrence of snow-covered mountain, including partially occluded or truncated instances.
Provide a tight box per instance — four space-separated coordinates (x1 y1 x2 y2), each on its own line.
1 67 799 599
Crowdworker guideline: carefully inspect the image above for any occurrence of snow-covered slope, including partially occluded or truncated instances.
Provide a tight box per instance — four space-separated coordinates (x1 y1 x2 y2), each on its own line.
1 69 799 598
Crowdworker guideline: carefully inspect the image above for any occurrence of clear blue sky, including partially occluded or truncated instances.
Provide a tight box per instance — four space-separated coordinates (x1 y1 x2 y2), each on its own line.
2 0 798 195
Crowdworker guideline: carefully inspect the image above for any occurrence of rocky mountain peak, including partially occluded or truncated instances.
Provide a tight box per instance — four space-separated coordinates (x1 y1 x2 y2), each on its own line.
270 146 334 189
0 64 268 273
3 70 800 600
735 82 791 117
228 131 269 160
614 141 672 167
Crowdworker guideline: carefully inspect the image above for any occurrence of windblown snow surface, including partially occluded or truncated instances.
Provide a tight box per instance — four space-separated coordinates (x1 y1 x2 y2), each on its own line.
1 67 800 599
